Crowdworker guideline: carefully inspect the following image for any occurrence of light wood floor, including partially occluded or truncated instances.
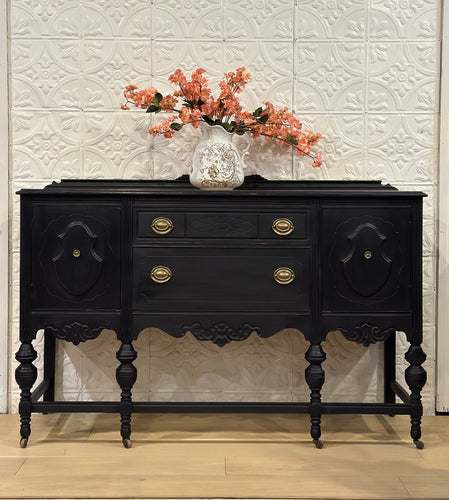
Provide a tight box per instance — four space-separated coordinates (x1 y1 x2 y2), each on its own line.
0 412 448 499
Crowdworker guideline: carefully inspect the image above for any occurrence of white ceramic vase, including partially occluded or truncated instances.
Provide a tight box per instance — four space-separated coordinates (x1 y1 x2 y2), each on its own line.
190 122 251 190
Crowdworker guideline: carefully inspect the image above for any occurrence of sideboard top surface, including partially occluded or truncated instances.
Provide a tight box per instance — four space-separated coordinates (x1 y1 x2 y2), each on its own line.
17 176 426 198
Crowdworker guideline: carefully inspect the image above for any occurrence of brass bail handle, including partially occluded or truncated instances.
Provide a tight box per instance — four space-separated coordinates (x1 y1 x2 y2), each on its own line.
150 266 172 284
151 217 174 235
273 267 295 285
272 218 294 236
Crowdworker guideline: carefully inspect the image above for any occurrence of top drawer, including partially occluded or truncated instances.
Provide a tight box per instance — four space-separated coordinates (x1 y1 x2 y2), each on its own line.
135 211 310 240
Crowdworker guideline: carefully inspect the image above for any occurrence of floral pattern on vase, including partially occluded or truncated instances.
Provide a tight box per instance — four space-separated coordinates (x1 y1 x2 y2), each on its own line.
190 122 250 190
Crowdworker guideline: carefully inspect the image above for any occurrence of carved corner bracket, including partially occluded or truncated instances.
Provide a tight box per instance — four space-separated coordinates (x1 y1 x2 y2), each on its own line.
46 321 105 345
182 322 262 347
337 323 395 347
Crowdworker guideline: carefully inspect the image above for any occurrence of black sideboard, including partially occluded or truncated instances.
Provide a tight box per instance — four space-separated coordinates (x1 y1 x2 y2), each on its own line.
16 176 427 448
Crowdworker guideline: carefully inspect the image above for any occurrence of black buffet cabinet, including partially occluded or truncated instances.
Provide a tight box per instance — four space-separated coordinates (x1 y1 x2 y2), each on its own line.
16 176 427 448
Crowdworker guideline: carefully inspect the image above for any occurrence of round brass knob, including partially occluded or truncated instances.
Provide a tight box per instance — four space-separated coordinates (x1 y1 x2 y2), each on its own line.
364 250 372 259
151 217 173 235
273 267 295 285
150 266 172 283
72 249 81 258
272 218 294 236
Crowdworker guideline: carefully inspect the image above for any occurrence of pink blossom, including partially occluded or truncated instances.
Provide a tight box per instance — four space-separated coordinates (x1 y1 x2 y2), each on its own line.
121 67 322 167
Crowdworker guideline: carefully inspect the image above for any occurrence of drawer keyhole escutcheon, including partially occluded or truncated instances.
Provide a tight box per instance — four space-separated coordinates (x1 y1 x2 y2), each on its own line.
273 267 295 285
151 217 174 235
272 218 294 236
364 250 372 259
72 249 81 258
150 266 172 284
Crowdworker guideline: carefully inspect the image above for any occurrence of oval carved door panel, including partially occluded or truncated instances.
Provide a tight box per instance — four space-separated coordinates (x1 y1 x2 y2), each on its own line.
342 223 392 298
52 221 103 296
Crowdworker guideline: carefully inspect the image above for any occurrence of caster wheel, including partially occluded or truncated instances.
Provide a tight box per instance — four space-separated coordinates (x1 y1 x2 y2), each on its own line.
414 439 424 450
122 438 132 449
20 438 28 448
313 439 324 449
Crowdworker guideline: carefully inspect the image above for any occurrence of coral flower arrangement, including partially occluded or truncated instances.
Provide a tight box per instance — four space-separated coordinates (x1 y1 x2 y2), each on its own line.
121 67 322 168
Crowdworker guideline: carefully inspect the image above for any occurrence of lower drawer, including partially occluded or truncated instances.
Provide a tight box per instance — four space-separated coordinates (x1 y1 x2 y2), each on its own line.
133 247 311 312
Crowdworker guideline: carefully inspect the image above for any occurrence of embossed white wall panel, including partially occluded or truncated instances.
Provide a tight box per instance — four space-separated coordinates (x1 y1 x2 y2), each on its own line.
7 0 441 415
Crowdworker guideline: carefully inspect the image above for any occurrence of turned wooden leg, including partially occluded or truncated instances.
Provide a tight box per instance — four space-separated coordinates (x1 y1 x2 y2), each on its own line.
116 342 137 448
15 342 38 448
305 343 326 448
405 344 427 449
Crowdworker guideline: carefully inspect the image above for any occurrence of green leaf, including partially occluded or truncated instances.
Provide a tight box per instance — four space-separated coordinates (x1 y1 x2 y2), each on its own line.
169 122 183 131
235 124 247 135
146 105 159 113
257 114 269 124
252 107 263 117
222 122 233 132
154 93 163 103
285 134 298 146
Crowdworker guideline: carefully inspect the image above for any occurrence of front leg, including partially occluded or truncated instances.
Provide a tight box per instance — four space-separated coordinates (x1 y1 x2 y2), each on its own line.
305 343 326 448
404 344 427 449
15 342 38 448
116 342 137 448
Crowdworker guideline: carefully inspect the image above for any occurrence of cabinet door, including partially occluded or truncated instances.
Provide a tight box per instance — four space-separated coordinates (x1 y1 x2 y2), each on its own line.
31 204 121 309
322 206 411 312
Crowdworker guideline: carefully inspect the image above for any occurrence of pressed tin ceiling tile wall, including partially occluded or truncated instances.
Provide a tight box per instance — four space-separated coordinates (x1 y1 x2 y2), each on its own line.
8 0 440 412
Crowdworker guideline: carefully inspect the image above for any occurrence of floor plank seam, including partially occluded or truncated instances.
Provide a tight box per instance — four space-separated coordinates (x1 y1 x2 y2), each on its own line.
397 476 413 500
13 457 28 476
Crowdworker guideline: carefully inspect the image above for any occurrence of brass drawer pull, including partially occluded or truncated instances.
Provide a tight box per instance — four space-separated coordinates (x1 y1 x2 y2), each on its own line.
151 217 174 235
272 218 294 236
150 266 172 283
72 249 81 258
364 250 372 259
273 267 295 285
